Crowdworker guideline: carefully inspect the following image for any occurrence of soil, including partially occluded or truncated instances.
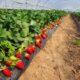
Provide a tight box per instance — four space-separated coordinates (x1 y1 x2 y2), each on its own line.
19 14 80 80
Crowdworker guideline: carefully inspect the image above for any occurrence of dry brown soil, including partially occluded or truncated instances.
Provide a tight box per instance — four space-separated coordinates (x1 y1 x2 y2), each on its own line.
19 14 80 80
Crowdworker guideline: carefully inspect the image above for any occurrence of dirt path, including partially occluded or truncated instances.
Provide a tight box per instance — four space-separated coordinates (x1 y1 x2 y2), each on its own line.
19 14 80 80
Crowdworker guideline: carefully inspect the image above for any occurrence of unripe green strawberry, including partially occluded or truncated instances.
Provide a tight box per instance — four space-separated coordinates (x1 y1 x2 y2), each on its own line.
10 56 18 61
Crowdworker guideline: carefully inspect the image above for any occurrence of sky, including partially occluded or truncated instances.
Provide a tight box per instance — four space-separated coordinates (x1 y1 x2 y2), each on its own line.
0 0 80 11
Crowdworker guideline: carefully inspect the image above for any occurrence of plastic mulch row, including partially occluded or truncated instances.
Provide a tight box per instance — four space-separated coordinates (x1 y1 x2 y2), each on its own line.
0 25 59 80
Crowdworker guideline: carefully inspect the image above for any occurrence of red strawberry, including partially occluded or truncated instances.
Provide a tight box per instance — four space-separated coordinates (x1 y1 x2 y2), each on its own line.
41 33 48 39
36 42 42 48
42 28 47 33
16 60 25 70
32 45 36 52
57 19 62 25
50 23 55 28
25 54 31 60
30 45 36 52
5 61 12 66
3 68 12 77
15 52 22 58
25 47 33 54
46 24 49 28
35 36 43 43
46 24 51 29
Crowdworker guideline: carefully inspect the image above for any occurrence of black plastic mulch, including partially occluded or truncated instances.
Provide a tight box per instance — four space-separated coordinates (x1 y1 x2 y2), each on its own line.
0 25 59 80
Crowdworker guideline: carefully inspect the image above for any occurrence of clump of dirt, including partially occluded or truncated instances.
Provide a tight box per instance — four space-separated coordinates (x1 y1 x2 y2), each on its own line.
19 14 80 80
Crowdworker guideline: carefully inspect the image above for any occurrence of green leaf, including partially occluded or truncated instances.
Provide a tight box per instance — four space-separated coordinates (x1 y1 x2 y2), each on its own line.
30 20 37 26
0 51 4 61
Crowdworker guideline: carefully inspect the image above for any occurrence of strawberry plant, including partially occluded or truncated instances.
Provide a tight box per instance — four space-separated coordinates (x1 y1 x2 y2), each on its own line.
0 9 66 77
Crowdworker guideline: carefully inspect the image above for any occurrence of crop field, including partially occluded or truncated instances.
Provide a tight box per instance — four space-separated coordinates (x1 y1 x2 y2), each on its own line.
0 9 67 79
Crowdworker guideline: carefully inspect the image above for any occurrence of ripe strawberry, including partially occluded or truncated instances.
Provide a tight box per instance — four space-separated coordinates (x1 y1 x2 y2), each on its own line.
15 52 22 58
46 24 49 28
16 60 25 70
25 44 36 54
42 28 47 33
32 45 36 52
36 42 42 48
57 19 62 25
5 61 12 66
35 36 43 43
25 47 33 54
50 23 55 28
25 54 31 60
41 33 48 39
3 68 12 77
